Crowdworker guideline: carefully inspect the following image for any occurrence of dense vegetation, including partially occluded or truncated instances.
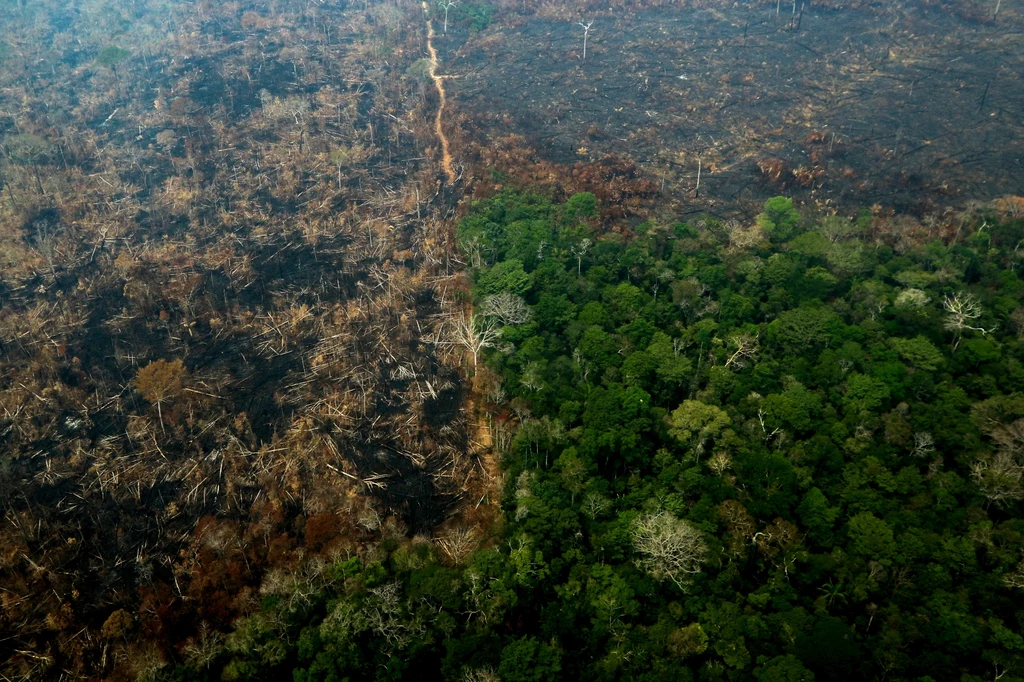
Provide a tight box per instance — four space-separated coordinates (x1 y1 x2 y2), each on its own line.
2 0 1023 678
186 189 1024 682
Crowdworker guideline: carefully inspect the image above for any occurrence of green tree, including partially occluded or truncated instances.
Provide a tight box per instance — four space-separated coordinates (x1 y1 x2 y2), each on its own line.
758 196 801 241
562 191 598 221
763 381 823 432
96 45 131 70
767 306 843 351
847 512 896 564
890 336 945 371
797 488 839 545
842 373 890 413
476 259 531 297
755 655 815 682
668 400 731 459
498 637 562 682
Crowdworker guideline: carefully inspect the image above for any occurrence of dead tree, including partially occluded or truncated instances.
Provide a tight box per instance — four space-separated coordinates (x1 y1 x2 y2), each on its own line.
724 333 759 368
942 292 993 351
577 21 593 61
479 293 531 326
427 312 502 367
438 0 458 34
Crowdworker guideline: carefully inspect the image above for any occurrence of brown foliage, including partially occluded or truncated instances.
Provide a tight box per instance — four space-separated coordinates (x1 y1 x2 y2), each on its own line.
473 135 657 225
717 499 756 557
994 196 1024 219
304 513 342 551
758 157 787 185
101 609 135 640
133 360 187 406
757 518 801 560
240 11 269 30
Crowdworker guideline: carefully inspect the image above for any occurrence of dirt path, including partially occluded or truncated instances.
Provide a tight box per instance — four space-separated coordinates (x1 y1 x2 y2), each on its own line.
423 3 456 185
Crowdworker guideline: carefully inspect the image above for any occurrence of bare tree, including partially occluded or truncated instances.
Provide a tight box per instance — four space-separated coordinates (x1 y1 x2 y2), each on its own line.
706 451 732 475
724 333 759 368
462 668 501 682
571 237 592 275
895 288 930 308
581 491 612 520
429 312 502 367
1005 557 1024 589
817 215 859 243
260 559 329 614
364 582 424 650
182 622 224 670
990 418 1024 456
911 431 935 458
632 510 708 589
577 21 593 61
438 0 458 34
437 525 476 565
943 292 993 351
971 450 1024 506
727 221 764 250
480 292 532 325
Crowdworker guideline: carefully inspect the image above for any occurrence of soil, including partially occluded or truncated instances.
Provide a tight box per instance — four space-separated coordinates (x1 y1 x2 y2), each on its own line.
447 2 1024 217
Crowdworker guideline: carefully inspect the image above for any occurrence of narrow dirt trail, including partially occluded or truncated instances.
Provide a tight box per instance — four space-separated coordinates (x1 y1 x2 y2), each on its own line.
423 3 456 185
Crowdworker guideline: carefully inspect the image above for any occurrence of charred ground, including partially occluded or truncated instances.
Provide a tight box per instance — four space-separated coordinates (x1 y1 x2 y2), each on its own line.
449 1 1024 217
1 0 1022 678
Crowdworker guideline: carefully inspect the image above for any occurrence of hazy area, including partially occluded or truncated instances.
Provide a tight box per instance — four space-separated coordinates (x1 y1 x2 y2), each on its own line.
1 0 1023 679
450 3 1024 215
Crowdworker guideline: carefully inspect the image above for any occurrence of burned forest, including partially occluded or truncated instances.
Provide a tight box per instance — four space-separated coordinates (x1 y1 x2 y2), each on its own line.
1 0 1024 680
0 0 495 676
450 0 1024 217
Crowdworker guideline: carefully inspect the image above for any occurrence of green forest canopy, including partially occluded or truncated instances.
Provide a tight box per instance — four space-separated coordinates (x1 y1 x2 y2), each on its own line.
178 191 1024 682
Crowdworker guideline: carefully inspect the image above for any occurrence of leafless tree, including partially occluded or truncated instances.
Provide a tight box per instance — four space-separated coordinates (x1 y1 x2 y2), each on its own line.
756 408 782 443
706 451 732 475
1005 557 1024 589
895 288 930 308
365 582 423 650
571 237 592 275
724 333 759 368
182 622 223 670
631 510 708 589
581 491 612 520
429 312 502 367
577 21 593 61
437 525 476 565
991 418 1024 456
480 292 531 326
462 667 500 682
260 559 328 614
971 450 1024 506
726 220 764 250
438 0 458 34
943 292 993 350
817 215 859 243
911 431 935 458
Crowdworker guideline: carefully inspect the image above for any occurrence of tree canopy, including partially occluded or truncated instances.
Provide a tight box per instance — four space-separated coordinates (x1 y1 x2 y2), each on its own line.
159 190 1024 682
